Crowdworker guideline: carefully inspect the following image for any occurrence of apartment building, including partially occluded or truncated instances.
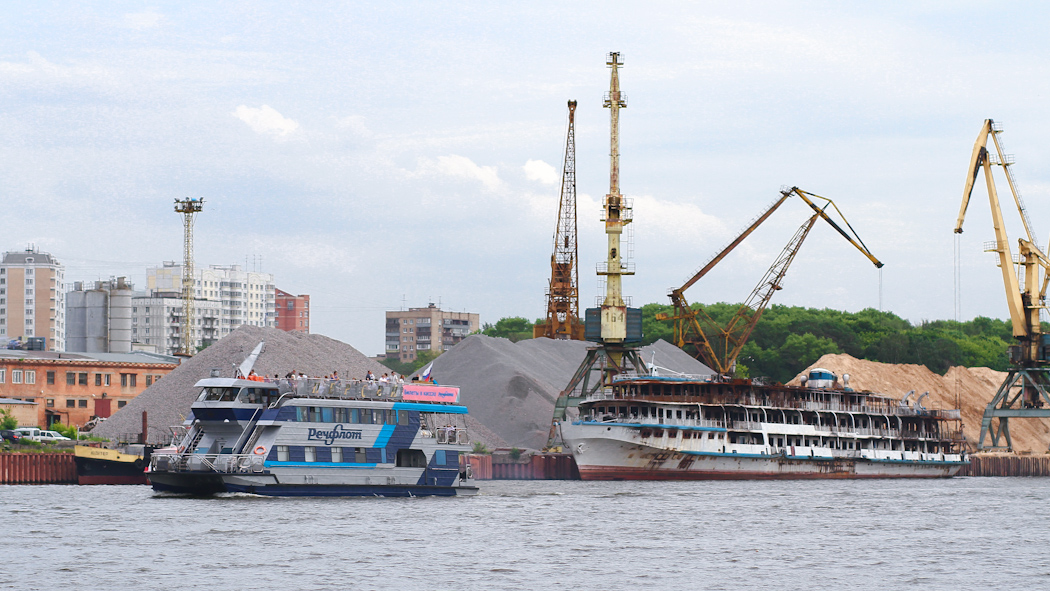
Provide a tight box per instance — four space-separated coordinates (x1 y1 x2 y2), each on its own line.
385 304 479 363
0 247 65 351
275 289 310 333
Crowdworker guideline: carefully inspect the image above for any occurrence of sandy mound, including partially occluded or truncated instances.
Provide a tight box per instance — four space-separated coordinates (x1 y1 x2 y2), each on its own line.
424 335 713 450
790 353 1050 453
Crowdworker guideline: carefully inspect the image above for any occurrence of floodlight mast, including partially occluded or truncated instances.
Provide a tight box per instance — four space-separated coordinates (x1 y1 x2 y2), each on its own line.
174 198 204 356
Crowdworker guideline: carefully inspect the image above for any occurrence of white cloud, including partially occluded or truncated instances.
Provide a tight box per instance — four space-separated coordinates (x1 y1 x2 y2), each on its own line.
418 155 501 190
233 105 299 138
123 11 163 31
523 159 558 185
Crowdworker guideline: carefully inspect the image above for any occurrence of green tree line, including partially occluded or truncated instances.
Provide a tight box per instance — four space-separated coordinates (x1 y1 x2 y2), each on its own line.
479 305 1016 384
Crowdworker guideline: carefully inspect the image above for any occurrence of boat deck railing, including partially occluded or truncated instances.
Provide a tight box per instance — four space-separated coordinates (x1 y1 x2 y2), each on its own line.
583 391 961 419
270 378 404 401
150 453 266 475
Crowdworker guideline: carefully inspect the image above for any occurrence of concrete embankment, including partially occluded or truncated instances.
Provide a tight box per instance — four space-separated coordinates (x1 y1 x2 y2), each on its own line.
0 453 77 484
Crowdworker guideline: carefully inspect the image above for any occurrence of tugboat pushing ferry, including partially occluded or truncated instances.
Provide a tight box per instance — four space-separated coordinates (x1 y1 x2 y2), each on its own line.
560 368 968 480
148 373 477 497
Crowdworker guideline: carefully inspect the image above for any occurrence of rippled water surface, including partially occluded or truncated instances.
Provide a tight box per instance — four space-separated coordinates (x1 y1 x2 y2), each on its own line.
2 478 1049 590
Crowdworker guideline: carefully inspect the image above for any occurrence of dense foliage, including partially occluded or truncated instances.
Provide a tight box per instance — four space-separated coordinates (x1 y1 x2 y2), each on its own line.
640 302 1013 382
481 305 1016 384
479 317 539 343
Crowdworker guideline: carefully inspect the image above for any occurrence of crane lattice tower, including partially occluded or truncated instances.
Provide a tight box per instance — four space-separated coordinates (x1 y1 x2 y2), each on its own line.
174 198 204 356
536 100 584 340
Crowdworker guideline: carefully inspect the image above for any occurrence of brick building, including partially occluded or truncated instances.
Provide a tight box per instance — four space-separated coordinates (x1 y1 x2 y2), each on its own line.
0 350 179 429
275 289 310 333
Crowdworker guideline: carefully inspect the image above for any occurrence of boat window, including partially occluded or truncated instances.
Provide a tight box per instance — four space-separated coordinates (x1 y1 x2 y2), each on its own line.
677 410 683 419
435 449 446 465
334 408 347 423
354 447 367 463
199 387 239 402
308 407 323 422
331 447 342 462
305 446 316 462
398 411 409 426
277 445 289 461
359 409 373 424
296 407 308 422
322 408 335 423
396 448 426 468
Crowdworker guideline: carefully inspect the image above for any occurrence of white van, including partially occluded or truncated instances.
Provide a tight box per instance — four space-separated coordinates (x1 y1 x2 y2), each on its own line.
14 428 71 443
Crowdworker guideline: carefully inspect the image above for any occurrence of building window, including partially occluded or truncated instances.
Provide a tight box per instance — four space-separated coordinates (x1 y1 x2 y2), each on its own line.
66 372 75 385
78 399 87 408
0 369 4 384
12 369 22 384
146 375 153 386
121 373 137 387
46 399 54 407
66 399 75 408
95 374 102 386
25 370 34 384
78 372 88 386
117 400 126 409
46 371 54 385
104 374 110 386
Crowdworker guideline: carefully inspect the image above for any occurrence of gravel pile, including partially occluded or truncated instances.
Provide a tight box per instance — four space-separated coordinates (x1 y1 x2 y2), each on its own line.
423 335 712 450
92 325 390 443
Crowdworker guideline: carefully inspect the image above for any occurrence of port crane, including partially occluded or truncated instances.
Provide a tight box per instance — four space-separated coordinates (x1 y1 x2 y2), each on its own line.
656 187 882 375
956 119 1050 450
535 100 585 340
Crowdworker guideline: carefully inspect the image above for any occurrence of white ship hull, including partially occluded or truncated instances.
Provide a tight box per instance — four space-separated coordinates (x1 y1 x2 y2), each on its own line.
562 422 965 480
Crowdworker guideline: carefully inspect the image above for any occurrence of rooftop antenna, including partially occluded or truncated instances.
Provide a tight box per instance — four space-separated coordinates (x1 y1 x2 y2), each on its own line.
174 197 204 356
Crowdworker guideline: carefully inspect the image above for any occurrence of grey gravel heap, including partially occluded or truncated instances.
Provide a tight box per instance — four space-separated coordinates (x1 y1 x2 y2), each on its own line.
420 335 712 450
92 325 390 443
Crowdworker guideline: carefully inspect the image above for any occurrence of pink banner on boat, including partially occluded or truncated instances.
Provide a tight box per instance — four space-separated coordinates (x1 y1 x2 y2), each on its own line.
402 384 460 403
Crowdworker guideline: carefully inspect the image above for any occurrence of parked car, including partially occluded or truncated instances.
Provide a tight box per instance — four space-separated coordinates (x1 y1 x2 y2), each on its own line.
13 428 71 443
1 429 23 443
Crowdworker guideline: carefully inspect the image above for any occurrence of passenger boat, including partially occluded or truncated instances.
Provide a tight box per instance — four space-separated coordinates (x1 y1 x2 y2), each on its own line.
559 368 968 479
147 375 477 496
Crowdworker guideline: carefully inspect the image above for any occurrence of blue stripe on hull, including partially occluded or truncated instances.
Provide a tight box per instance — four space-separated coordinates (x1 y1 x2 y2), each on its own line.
223 483 476 497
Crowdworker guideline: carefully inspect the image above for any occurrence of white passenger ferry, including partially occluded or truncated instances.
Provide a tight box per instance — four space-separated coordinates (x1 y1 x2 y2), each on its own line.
560 368 968 479
148 374 477 496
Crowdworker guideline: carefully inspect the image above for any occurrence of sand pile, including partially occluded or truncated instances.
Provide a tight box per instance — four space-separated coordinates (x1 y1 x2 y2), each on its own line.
423 335 713 450
790 354 1050 452
93 326 390 443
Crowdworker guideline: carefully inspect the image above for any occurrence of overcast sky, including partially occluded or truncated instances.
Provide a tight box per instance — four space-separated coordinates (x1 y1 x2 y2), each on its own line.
4 2 1049 355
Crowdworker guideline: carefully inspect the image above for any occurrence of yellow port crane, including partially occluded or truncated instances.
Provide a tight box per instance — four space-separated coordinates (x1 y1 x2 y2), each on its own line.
656 187 882 375
535 100 585 340
956 119 1050 450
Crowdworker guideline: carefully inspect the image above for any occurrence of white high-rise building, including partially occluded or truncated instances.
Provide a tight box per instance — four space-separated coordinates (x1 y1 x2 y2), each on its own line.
131 262 276 355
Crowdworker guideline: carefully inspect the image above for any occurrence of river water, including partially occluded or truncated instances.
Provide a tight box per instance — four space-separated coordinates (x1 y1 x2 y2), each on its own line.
2 478 1048 590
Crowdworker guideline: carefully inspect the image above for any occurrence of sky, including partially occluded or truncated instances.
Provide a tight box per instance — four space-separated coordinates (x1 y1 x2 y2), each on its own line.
4 2 1050 355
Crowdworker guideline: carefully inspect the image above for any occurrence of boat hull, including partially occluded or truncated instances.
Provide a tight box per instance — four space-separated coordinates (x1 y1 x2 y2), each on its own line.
148 470 479 497
564 426 964 480
74 445 150 485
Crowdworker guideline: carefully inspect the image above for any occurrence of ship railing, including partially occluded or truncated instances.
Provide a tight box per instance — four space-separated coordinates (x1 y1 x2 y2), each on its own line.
150 453 267 474
271 378 404 402
435 428 468 445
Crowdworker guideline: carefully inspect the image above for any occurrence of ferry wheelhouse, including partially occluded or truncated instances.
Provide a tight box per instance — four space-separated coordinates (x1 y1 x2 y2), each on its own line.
148 375 477 496
560 368 968 480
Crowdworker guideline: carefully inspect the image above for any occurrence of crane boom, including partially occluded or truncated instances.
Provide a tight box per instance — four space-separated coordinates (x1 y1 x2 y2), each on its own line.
535 100 584 340
658 187 881 375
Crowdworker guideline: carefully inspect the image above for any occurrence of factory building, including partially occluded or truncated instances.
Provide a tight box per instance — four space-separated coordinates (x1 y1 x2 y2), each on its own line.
65 277 134 354
275 289 310 333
